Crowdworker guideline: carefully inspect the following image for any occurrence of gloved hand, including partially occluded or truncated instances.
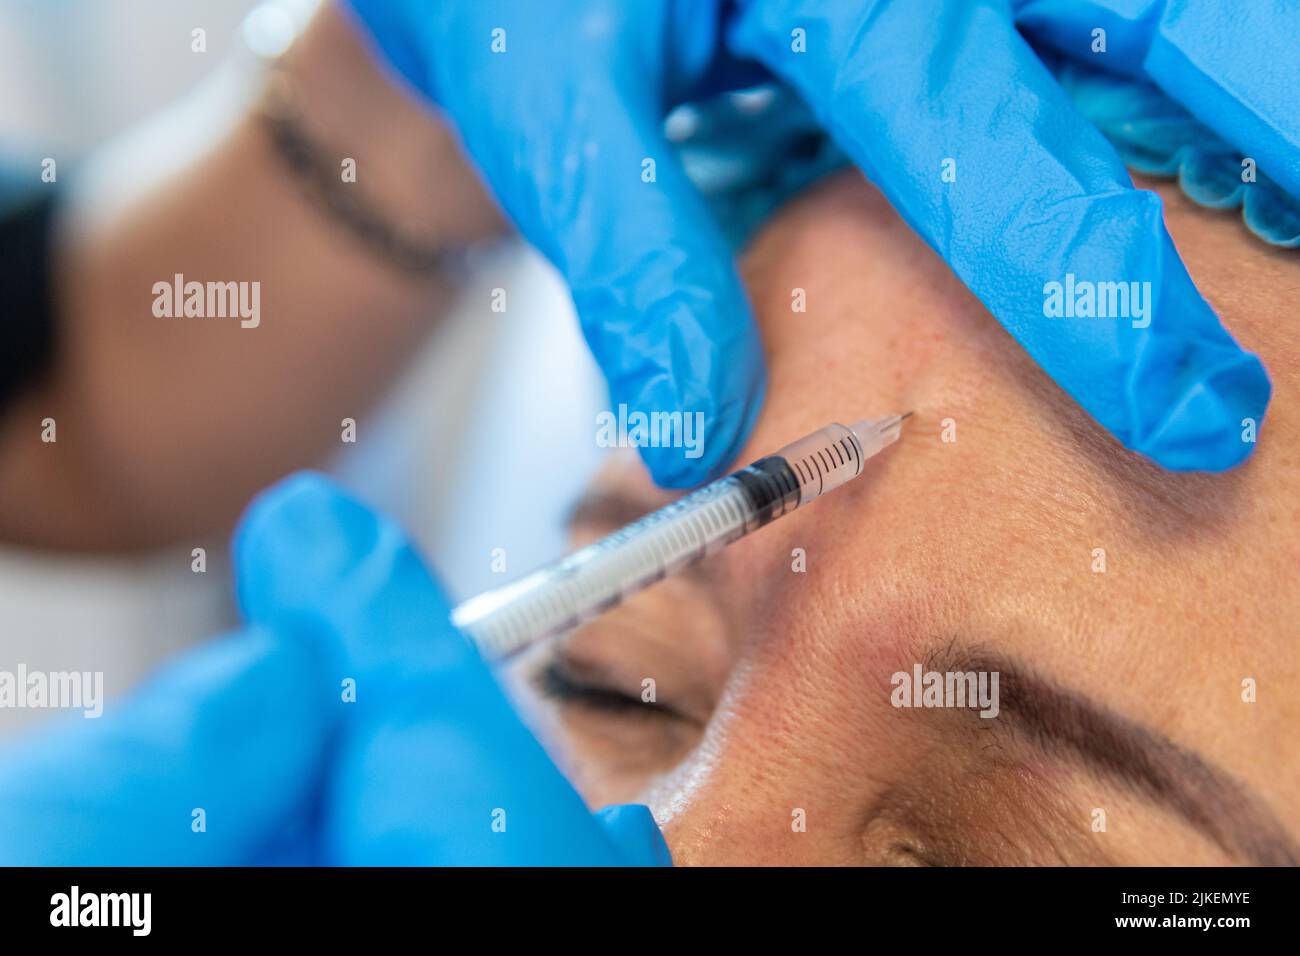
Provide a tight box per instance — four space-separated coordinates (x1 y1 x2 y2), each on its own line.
1015 0 1300 202
726 0 1282 471
344 0 1282 473
343 0 768 488
0 474 671 866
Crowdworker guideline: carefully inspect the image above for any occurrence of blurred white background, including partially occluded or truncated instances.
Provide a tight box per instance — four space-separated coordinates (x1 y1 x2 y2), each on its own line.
1 0 254 151
0 0 608 734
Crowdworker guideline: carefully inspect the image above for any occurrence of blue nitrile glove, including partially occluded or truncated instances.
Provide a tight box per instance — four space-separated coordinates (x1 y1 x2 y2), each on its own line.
343 0 769 488
723 0 1275 471
1015 0 1300 201
1022 1 1300 248
0 474 670 867
235 473 671 865
1049 58 1300 249
345 0 1276 472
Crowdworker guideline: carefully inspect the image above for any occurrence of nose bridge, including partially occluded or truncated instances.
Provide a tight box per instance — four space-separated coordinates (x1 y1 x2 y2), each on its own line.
651 546 930 865
652 690 880 866
658 709 916 867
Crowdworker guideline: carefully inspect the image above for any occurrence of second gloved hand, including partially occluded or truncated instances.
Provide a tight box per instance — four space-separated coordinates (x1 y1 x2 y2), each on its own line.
236 473 672 865
0 474 670 866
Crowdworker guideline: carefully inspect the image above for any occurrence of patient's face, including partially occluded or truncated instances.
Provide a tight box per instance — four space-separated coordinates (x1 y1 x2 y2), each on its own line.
511 172 1300 865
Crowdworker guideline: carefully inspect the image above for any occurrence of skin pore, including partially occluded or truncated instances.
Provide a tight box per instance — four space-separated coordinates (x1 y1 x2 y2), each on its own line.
509 170 1300 866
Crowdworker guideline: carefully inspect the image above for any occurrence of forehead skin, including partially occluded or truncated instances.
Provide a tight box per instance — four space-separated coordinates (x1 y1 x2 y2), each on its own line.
546 171 1300 864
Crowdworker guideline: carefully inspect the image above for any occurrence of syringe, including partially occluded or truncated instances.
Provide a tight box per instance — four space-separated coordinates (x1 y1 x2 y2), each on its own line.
452 414 911 661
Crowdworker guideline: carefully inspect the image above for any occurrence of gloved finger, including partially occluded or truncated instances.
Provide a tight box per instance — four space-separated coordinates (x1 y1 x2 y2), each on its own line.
1047 59 1300 248
1015 0 1300 199
395 11 765 487
568 95 767 488
594 804 673 866
0 624 342 865
235 471 471 678
729 0 1270 471
235 472 644 864
344 2 765 486
503 84 767 488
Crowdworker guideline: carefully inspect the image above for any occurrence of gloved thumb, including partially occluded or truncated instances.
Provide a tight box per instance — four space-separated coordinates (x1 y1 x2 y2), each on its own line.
429 66 767 487
233 471 473 679
550 92 768 488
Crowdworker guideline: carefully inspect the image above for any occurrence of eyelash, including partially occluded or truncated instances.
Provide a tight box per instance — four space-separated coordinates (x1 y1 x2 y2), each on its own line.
535 661 673 720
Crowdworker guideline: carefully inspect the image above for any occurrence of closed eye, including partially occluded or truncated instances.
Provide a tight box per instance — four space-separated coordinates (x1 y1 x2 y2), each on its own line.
534 658 681 721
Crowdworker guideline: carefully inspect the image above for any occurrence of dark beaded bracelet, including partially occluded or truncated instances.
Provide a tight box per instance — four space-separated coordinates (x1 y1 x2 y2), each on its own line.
256 67 447 276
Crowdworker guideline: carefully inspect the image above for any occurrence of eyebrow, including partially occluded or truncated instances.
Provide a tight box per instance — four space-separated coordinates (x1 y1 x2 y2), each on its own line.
931 644 1299 866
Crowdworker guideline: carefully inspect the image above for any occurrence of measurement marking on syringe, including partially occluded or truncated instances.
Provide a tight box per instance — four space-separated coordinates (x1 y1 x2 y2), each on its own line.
840 437 859 472
809 454 825 496
846 434 864 472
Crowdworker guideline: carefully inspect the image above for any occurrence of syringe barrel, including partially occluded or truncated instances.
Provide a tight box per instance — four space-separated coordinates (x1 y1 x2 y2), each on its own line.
773 421 869 506
454 473 784 659
453 417 904 660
